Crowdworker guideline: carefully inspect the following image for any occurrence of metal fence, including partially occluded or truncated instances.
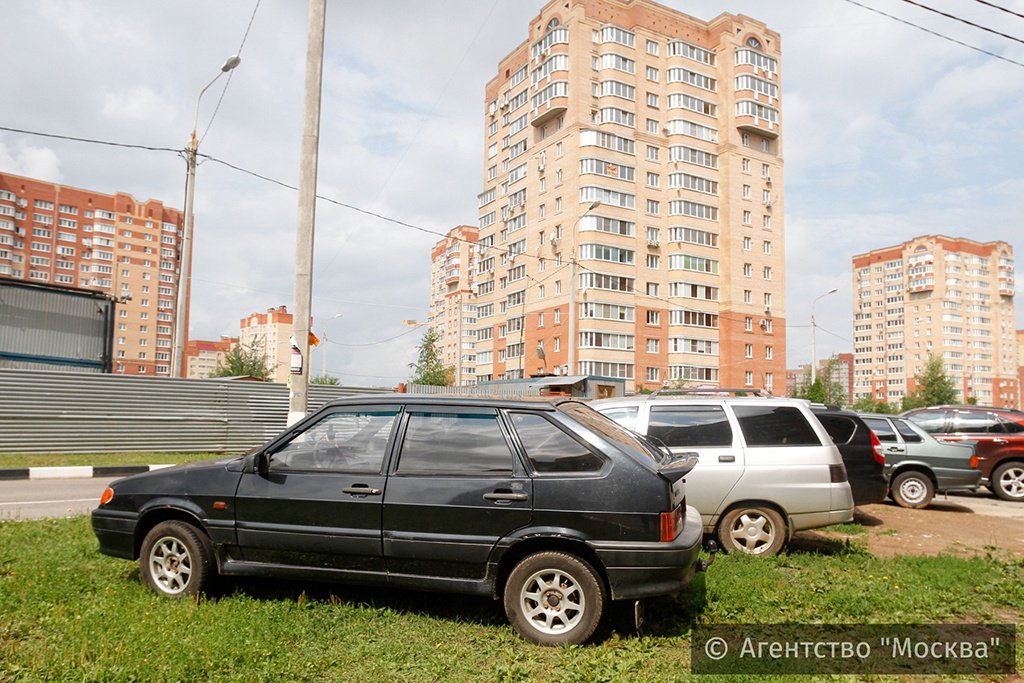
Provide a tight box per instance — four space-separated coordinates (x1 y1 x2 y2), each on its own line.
0 369 388 454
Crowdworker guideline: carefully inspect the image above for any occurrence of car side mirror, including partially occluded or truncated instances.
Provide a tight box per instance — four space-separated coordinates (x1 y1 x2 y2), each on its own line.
255 451 270 475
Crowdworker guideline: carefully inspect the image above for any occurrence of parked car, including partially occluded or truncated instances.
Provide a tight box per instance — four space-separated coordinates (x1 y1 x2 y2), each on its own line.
92 395 707 646
809 407 889 505
902 405 1024 502
592 396 854 556
859 413 981 508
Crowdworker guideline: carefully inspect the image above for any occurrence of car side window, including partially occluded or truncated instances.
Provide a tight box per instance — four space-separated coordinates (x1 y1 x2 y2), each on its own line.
816 414 857 444
648 405 732 447
863 417 898 443
905 411 946 434
599 406 639 432
509 412 605 473
998 418 1023 434
732 406 821 447
952 412 1000 434
269 408 399 472
893 419 924 443
397 411 513 475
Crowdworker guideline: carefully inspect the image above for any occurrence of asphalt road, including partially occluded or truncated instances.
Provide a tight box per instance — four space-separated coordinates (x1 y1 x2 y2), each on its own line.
0 477 114 520
1 478 1022 521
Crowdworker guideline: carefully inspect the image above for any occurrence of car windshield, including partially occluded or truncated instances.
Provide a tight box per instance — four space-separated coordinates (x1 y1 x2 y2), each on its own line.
559 402 660 464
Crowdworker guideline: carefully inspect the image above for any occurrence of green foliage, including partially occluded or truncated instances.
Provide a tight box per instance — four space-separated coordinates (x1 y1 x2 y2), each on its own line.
409 328 453 386
0 452 220 469
802 379 827 404
311 374 340 385
2 517 1022 681
211 339 271 380
851 396 897 414
794 357 846 407
904 354 959 409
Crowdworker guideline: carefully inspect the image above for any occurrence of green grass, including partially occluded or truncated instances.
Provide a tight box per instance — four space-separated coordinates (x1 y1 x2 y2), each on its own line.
1 518 1021 682
817 522 866 535
0 452 229 469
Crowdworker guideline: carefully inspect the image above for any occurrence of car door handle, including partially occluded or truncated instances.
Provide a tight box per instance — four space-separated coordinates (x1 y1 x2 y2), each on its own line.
992 438 1008 444
342 486 381 496
483 492 528 502
886 446 902 452
718 455 736 463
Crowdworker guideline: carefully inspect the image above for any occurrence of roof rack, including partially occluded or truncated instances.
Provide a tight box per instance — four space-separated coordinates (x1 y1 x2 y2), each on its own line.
646 387 775 400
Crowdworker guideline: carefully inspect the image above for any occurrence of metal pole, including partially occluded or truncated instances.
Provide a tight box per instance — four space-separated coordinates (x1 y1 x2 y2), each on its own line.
810 312 817 385
171 136 197 378
566 201 600 377
288 0 326 425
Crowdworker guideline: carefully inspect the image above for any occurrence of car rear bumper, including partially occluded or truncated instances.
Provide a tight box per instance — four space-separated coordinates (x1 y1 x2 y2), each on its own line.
934 467 983 492
590 505 704 601
91 508 139 560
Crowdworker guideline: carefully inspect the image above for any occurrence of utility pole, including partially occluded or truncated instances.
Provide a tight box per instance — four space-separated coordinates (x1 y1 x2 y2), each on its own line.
810 288 837 385
288 0 326 425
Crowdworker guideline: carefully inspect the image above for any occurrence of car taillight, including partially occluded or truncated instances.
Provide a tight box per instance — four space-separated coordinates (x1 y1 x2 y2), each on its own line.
99 487 114 505
870 430 885 465
829 464 847 483
660 504 683 542
970 455 979 469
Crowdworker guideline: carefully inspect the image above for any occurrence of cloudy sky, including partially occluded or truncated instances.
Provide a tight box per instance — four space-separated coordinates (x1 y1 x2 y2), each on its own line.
2 0 1022 386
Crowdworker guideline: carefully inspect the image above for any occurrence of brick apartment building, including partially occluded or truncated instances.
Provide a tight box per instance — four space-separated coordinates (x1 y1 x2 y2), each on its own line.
238 305 294 383
428 225 479 385
852 235 1017 408
0 172 186 376
472 0 786 393
183 336 238 379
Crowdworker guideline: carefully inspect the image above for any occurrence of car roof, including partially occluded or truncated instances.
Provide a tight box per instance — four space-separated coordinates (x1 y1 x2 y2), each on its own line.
592 396 810 407
321 393 571 411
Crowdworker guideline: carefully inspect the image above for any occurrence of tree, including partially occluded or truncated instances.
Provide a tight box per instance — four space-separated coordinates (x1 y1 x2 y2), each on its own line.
906 354 958 408
311 374 340 385
802 379 827 404
795 356 847 407
212 340 270 380
409 328 453 386
851 396 896 414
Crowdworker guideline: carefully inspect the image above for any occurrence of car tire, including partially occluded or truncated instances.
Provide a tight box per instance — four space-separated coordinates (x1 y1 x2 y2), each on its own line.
504 551 605 646
991 462 1024 502
717 506 786 556
891 471 934 509
139 520 214 598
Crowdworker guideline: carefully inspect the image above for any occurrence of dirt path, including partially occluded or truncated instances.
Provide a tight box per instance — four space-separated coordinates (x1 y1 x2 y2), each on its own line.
795 498 1024 558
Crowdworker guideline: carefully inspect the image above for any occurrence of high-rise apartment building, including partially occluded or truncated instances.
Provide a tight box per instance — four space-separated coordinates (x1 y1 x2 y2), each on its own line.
183 336 238 379
786 352 855 405
428 225 479 385
239 305 294 383
0 172 186 376
852 236 1017 408
473 0 786 392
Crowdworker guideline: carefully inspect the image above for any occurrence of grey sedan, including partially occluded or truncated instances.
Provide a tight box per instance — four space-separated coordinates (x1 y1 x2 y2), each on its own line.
859 414 982 508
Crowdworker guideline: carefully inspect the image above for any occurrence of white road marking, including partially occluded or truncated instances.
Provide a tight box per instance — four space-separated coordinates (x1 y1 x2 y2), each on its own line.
0 498 97 507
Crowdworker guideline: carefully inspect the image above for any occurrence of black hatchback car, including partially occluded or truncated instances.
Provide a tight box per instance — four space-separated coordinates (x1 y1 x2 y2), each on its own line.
810 407 888 505
92 395 705 645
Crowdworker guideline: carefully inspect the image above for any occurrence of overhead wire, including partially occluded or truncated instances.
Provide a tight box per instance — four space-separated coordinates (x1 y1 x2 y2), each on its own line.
200 0 263 145
837 0 1024 68
970 0 1024 21
894 0 1024 47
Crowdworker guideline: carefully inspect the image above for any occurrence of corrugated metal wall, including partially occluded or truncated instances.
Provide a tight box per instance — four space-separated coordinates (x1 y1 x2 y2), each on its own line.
0 369 388 454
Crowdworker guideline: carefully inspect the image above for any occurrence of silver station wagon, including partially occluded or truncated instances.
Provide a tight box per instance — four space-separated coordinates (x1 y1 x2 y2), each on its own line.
592 396 854 556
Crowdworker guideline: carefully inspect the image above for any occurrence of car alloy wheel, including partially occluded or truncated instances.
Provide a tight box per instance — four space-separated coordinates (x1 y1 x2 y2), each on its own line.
504 551 604 646
992 463 1024 501
139 520 213 598
718 506 785 556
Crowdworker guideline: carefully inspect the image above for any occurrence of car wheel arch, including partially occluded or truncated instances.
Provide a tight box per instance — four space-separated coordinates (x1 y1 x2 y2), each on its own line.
134 505 211 560
715 499 791 540
889 463 938 488
492 535 608 602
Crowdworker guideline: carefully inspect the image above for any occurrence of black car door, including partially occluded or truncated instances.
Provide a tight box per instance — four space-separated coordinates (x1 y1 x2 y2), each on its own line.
233 405 400 573
381 406 531 580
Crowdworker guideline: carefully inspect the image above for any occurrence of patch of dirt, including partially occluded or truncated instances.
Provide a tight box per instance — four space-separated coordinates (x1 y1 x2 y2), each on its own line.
795 501 1024 558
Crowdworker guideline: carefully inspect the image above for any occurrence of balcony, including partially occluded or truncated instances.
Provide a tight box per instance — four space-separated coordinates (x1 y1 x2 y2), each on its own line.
736 116 778 139
907 278 934 293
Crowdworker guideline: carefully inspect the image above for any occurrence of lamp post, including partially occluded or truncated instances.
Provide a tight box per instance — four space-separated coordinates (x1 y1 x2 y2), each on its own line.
567 200 601 376
171 54 241 378
810 287 838 384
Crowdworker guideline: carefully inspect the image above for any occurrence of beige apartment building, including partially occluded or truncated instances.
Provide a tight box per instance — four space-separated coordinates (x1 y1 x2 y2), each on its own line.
0 172 186 377
473 0 786 392
852 236 1018 408
183 336 238 379
428 225 479 385
238 305 294 383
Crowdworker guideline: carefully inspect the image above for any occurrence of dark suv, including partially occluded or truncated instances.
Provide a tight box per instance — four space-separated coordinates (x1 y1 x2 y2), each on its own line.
810 407 889 505
92 395 706 645
902 405 1024 502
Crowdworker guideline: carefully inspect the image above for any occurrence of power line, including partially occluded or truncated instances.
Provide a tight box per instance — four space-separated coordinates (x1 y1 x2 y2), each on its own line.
895 0 1024 47
0 125 180 154
838 0 1024 68
971 0 1024 21
201 0 263 144
327 325 421 347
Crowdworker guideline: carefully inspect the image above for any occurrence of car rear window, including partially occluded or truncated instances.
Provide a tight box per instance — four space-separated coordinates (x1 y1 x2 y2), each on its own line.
732 405 821 447
815 413 859 445
893 418 925 443
509 412 605 473
559 402 659 464
648 405 732 447
862 417 898 443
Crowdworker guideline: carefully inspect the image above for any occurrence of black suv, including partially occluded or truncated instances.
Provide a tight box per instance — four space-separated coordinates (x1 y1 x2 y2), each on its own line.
810 407 888 505
92 395 706 645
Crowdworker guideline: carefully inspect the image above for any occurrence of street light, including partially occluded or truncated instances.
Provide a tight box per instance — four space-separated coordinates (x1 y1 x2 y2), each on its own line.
567 200 602 376
171 54 242 378
810 287 838 384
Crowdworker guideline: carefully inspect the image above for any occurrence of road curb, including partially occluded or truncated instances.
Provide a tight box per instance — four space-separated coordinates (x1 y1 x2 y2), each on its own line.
0 464 174 481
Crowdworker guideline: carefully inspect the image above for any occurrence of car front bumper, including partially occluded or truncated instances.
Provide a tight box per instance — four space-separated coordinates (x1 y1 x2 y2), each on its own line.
589 505 704 601
91 508 139 560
